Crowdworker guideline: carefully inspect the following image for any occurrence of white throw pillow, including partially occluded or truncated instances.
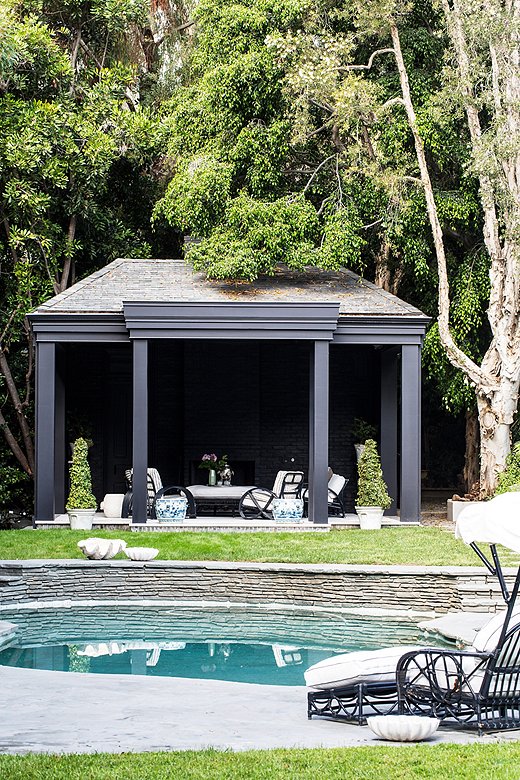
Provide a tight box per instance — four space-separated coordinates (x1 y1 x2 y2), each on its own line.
304 645 421 690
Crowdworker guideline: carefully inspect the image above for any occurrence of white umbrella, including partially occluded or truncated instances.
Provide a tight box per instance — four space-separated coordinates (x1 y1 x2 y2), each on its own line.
455 492 520 554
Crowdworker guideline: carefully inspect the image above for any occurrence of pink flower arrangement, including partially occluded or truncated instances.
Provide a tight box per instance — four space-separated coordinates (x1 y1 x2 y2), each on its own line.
199 453 218 470
199 453 228 471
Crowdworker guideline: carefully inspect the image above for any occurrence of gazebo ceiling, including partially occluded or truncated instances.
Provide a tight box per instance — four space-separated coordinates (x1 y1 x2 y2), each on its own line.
33 258 427 320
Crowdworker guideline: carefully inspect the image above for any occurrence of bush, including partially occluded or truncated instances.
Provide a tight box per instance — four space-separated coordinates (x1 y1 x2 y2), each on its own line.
66 438 97 509
356 439 392 508
494 442 520 496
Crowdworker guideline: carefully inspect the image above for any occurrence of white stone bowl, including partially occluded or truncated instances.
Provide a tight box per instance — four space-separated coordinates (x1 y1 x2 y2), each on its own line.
367 715 440 742
123 546 159 561
77 538 127 560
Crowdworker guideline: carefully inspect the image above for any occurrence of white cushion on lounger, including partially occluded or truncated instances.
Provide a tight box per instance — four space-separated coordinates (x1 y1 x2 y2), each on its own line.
472 606 520 652
304 645 421 690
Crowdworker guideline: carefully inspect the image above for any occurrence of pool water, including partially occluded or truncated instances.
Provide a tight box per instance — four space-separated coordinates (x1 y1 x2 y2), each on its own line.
0 604 432 686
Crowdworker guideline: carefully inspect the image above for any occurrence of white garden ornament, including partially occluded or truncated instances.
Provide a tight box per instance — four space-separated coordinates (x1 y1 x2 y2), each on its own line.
123 546 159 561
77 537 127 560
367 715 439 742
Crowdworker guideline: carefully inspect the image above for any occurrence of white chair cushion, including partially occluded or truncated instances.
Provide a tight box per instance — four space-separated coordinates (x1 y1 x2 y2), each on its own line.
304 645 421 690
241 489 274 510
328 473 345 502
472 606 520 652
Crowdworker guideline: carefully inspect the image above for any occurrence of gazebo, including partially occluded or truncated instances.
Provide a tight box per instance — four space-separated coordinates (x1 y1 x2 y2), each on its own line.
29 259 429 525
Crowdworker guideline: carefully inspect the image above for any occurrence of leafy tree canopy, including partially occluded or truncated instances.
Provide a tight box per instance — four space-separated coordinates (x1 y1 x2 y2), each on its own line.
153 0 491 426
0 0 169 506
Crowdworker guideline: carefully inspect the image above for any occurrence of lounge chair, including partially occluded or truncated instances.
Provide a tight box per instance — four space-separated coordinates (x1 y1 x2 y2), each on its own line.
122 468 196 519
301 471 348 517
238 470 304 520
307 492 520 731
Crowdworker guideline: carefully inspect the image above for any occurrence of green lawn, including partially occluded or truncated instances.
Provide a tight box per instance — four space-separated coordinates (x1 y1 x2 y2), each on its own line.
0 527 518 566
1 745 519 780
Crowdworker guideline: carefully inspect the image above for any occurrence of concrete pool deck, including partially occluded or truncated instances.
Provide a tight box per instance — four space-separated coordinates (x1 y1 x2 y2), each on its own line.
1 665 519 754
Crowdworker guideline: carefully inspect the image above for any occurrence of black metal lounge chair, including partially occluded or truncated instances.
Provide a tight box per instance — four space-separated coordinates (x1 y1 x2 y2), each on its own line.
122 467 197 519
308 680 401 724
239 470 304 520
308 492 520 732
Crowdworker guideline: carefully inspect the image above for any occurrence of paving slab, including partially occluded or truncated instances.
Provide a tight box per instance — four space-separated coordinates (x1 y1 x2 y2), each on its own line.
0 666 518 755
419 611 493 646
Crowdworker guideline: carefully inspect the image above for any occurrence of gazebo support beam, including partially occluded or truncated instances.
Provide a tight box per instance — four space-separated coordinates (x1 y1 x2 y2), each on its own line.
400 344 421 522
132 339 148 523
54 349 66 515
380 347 399 515
35 342 56 522
308 340 330 524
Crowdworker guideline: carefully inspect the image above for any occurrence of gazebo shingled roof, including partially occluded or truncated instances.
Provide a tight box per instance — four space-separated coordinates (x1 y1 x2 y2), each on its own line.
34 258 426 318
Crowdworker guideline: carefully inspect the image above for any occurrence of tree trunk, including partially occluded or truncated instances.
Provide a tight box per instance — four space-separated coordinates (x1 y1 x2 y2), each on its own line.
389 21 520 494
463 407 479 492
477 375 520 496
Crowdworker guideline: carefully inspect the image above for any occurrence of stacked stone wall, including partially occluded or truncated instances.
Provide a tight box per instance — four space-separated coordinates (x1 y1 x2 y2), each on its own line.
0 561 513 616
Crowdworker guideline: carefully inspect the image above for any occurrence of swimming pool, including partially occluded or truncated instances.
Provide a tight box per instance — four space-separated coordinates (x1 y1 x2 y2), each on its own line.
0 604 437 686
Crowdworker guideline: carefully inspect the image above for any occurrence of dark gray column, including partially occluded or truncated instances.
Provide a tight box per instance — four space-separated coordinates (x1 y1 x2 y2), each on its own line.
132 339 148 523
400 344 421 522
380 348 399 515
35 342 56 521
308 341 329 524
54 349 66 514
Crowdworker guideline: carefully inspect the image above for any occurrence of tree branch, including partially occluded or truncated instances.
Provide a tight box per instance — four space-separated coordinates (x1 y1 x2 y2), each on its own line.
303 155 336 193
441 0 504 333
58 214 77 293
337 48 395 72
309 98 335 114
380 96 405 110
0 345 34 473
22 319 33 410
0 208 19 265
335 154 343 206
0 406 31 475
0 306 21 345
390 22 486 389
69 26 82 94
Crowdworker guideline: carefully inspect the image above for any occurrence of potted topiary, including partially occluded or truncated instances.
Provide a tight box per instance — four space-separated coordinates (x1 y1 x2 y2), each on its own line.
67 437 97 530
355 438 391 529
352 418 378 462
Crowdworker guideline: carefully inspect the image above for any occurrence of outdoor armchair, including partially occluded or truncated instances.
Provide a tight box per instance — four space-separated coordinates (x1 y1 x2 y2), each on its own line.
239 470 304 520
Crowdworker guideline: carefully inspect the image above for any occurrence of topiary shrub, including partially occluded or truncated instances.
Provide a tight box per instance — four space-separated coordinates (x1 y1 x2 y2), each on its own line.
494 442 520 496
66 437 96 510
356 439 392 508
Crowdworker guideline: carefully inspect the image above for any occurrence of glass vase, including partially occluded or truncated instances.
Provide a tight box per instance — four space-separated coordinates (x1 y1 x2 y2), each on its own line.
208 469 217 486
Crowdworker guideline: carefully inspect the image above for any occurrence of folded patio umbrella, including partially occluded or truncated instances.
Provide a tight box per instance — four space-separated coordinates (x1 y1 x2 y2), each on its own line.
455 492 520 554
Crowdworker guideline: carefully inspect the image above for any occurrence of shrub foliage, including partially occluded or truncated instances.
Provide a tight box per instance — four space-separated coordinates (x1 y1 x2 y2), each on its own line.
356 439 391 509
66 438 96 510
